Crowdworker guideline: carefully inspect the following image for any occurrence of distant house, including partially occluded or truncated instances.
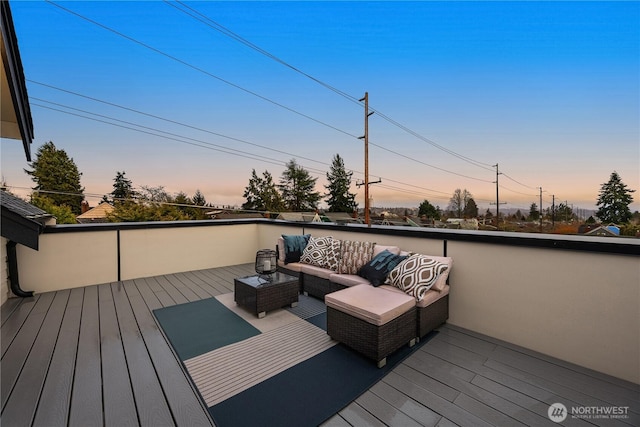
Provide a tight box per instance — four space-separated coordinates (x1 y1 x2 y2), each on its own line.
276 212 320 222
578 224 598 234
323 212 362 224
585 225 620 237
446 218 479 230
208 211 264 220
76 201 115 224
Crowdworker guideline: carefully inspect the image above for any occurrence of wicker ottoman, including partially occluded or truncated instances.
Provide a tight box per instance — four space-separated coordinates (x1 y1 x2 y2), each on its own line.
325 285 417 368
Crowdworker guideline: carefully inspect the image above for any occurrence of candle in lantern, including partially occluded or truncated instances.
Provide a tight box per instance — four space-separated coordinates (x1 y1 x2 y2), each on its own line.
263 259 271 271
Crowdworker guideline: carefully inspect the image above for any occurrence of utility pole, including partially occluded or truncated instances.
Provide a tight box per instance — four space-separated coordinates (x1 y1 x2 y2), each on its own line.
539 187 543 232
551 194 555 229
490 163 506 229
359 92 375 226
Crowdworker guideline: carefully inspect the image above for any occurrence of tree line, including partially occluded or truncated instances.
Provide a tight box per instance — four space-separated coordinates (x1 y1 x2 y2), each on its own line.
19 141 638 231
242 155 357 214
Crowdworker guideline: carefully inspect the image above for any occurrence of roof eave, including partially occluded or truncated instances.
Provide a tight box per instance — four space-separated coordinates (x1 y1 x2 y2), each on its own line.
1 0 33 161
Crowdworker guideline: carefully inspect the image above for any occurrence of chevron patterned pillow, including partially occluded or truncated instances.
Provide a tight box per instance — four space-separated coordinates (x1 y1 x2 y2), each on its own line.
338 240 376 274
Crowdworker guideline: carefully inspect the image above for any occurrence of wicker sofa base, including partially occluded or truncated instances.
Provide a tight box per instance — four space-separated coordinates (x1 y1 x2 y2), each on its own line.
302 273 346 299
327 306 417 368
276 266 302 292
418 294 449 339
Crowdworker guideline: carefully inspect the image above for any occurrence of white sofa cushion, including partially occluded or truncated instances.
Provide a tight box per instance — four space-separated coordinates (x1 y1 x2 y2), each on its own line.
300 263 334 280
373 244 400 257
325 284 415 326
329 273 370 287
277 260 303 272
380 284 449 308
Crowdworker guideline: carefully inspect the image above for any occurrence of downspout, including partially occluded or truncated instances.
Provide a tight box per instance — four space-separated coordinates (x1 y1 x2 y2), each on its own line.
6 240 33 297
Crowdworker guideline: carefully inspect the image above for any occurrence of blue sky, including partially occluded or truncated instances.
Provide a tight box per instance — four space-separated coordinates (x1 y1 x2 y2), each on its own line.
2 1 638 213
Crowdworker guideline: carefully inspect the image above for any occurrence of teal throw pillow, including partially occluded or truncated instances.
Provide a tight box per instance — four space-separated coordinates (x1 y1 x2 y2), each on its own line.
357 249 408 286
282 234 310 264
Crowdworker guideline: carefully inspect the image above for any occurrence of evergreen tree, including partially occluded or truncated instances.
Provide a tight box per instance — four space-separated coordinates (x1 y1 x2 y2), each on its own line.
556 202 574 222
279 159 321 211
24 141 84 214
325 154 358 212
463 198 478 218
192 189 206 206
529 203 540 221
595 171 635 223
243 169 263 211
31 194 76 224
111 171 135 203
418 199 439 219
242 169 284 212
261 171 284 212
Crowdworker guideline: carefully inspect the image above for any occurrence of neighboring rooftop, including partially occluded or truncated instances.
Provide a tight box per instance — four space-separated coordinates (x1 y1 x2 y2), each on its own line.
0 190 53 249
76 201 115 224
0 190 48 220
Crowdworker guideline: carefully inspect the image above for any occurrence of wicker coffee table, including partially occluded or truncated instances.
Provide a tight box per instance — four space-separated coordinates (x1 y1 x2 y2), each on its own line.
234 272 299 318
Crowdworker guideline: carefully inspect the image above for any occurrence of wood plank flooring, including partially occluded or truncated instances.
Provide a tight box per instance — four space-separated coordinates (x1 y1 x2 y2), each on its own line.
2 263 638 426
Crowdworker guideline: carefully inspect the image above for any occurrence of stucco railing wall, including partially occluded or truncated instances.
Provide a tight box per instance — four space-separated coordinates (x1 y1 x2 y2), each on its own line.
14 222 265 293
446 240 639 384
15 230 118 294
7 219 639 382
119 223 260 279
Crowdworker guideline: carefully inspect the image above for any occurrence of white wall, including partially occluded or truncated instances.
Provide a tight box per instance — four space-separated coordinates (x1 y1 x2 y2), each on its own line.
16 230 118 294
7 221 639 383
447 240 640 384
120 224 259 279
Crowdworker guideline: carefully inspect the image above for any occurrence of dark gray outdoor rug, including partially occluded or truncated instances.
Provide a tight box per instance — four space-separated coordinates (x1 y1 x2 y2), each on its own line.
154 293 431 427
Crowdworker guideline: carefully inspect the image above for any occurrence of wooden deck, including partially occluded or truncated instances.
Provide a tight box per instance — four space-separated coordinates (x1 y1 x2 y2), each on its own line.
2 264 638 427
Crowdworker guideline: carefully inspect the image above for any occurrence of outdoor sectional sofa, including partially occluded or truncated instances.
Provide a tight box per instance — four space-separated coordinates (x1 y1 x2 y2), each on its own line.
276 235 452 340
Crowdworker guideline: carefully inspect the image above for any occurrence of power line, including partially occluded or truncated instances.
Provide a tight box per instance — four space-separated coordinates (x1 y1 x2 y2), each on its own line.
30 98 542 207
35 1 545 204
368 108 495 171
164 0 495 172
28 81 331 169
31 102 291 168
44 0 360 140
30 99 461 202
498 184 538 197
164 0 361 107
370 141 493 183
501 172 538 190
31 97 327 170
29 81 496 194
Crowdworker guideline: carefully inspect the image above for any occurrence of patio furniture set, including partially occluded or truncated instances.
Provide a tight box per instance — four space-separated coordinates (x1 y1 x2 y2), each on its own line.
235 234 452 368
